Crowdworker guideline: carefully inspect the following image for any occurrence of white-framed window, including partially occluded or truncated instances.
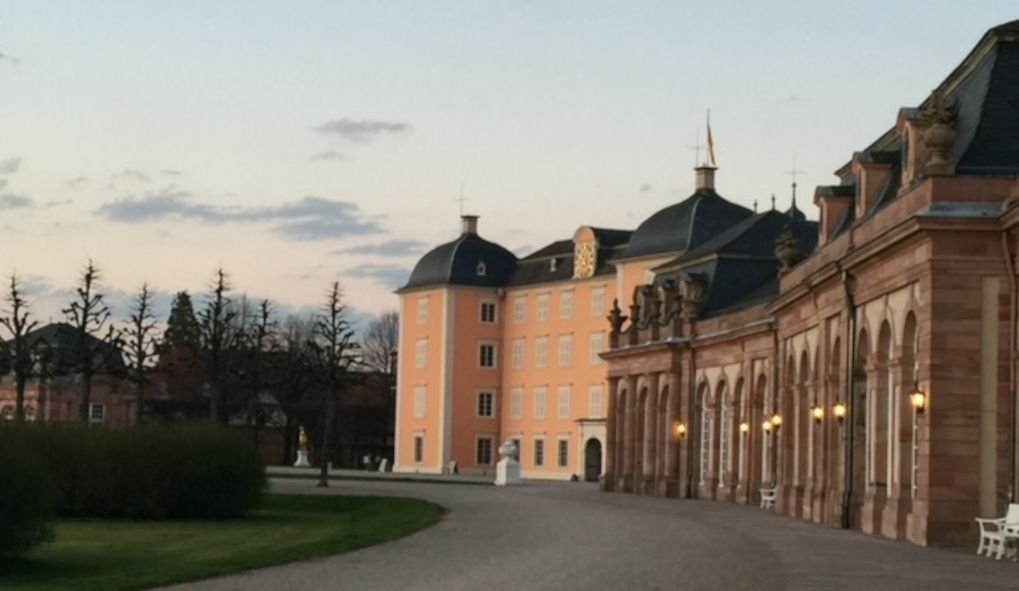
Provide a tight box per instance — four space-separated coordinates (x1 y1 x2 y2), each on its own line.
417 297 429 324
589 332 604 365
513 297 526 324
557 386 571 419
89 403 106 424
476 261 487 276
560 291 573 319
589 384 603 418
476 436 494 466
413 386 426 418
480 301 497 323
414 435 424 463
535 337 548 368
478 391 495 418
511 339 524 369
534 438 545 467
479 343 497 368
700 407 712 485
557 438 570 468
415 339 427 369
510 387 523 420
558 335 572 367
591 287 605 316
534 387 547 419
537 294 549 322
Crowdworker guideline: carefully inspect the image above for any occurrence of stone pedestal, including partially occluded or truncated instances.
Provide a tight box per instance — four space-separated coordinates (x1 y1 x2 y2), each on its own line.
293 449 311 467
494 441 522 487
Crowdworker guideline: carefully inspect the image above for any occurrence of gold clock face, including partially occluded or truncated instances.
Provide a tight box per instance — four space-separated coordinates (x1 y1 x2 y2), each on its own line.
574 241 596 278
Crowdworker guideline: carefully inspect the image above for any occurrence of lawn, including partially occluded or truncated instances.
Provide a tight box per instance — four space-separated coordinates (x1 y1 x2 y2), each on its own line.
0 494 443 591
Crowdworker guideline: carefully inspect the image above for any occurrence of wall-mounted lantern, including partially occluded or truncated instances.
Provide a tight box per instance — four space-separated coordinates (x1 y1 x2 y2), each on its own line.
770 413 783 431
832 402 847 424
811 405 824 424
910 388 927 416
739 422 750 435
762 420 773 434
674 422 687 439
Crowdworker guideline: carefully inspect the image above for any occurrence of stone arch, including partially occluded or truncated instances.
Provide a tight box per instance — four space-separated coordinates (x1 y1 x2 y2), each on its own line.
900 312 919 501
850 326 871 522
615 386 629 482
636 384 650 480
828 336 842 492
873 321 893 493
753 373 768 489
732 376 746 487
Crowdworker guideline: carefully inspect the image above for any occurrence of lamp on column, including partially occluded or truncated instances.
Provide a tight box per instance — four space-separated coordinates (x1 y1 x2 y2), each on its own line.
739 421 750 435
910 387 927 416
674 422 687 439
832 402 847 424
762 419 773 434
811 404 824 424
770 413 783 431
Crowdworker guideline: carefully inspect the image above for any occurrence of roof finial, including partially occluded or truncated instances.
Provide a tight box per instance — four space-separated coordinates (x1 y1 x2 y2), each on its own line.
771 194 776 210
753 199 758 213
455 183 468 216
785 157 805 211
706 109 717 168
686 128 702 168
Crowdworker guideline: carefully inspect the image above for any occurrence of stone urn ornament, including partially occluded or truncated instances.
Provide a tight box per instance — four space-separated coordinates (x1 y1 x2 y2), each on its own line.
293 425 312 467
922 91 956 176
775 228 800 271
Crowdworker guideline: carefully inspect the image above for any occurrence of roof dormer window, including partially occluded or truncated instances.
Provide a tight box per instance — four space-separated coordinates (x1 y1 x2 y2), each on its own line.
476 261 487 277
550 258 558 272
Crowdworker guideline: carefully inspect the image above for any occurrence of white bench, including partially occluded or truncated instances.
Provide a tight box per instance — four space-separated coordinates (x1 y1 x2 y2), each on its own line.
760 487 777 511
975 503 1019 560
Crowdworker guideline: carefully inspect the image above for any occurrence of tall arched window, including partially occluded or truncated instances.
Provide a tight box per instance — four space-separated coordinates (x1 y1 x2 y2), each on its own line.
698 383 711 485
717 381 730 487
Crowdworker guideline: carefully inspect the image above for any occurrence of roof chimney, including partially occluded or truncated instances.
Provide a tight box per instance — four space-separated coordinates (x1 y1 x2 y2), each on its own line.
461 214 479 235
695 165 716 191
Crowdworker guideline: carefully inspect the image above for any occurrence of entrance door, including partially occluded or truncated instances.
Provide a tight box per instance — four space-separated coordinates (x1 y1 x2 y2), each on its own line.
584 438 603 482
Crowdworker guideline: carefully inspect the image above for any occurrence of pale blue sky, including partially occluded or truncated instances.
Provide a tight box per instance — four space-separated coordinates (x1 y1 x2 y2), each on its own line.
0 2 1016 321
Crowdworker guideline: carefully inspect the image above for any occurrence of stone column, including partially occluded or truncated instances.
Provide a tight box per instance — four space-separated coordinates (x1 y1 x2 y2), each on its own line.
860 363 885 535
882 358 909 540
603 376 620 491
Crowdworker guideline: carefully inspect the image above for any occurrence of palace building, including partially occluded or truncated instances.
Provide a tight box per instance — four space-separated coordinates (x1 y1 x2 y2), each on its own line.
395 20 1019 546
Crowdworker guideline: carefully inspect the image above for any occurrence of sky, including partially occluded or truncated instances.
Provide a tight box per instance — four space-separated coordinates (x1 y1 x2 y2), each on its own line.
1 1 1017 327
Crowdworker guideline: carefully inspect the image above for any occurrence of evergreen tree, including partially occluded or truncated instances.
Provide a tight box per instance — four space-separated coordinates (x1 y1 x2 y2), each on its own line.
163 291 201 350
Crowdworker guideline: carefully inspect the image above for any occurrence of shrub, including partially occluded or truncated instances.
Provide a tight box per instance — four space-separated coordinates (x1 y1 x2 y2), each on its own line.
0 423 266 520
0 439 55 558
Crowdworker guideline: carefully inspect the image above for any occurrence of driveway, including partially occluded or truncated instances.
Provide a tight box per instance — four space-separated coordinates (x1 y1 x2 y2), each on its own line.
160 478 1019 591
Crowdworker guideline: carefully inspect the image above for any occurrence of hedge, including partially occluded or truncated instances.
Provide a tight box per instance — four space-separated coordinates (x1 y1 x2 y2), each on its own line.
0 439 55 558
0 423 266 521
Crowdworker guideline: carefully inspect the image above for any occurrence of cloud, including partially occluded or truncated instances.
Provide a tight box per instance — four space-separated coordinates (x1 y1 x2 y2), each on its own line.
161 169 183 176
0 157 21 174
313 118 410 142
44 199 73 208
639 183 651 193
334 239 427 257
310 150 344 161
0 180 6 192
0 194 32 210
96 189 383 241
111 168 151 183
0 51 19 66
345 264 410 288
65 176 89 190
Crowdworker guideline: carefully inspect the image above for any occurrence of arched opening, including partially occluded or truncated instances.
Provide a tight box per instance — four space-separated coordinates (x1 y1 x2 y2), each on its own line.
717 380 730 490
585 438 603 482
616 387 628 481
828 337 841 497
753 374 767 491
798 349 810 491
901 312 918 501
850 328 870 525
636 387 648 479
657 382 670 480
874 321 893 494
782 355 796 486
733 377 745 490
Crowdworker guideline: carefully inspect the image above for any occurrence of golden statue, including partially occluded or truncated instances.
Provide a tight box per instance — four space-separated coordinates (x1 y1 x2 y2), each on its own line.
298 426 309 450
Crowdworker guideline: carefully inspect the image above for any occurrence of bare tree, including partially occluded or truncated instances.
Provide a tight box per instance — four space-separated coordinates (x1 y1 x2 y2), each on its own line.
0 274 41 423
361 310 398 375
63 260 121 423
308 281 360 487
123 283 160 424
361 310 398 456
197 268 238 422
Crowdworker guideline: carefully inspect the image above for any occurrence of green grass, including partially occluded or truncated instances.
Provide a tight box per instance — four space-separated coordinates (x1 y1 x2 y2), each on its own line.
0 494 443 591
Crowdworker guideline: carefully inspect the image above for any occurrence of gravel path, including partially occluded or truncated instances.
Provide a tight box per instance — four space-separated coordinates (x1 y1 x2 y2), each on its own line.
158 478 1019 591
